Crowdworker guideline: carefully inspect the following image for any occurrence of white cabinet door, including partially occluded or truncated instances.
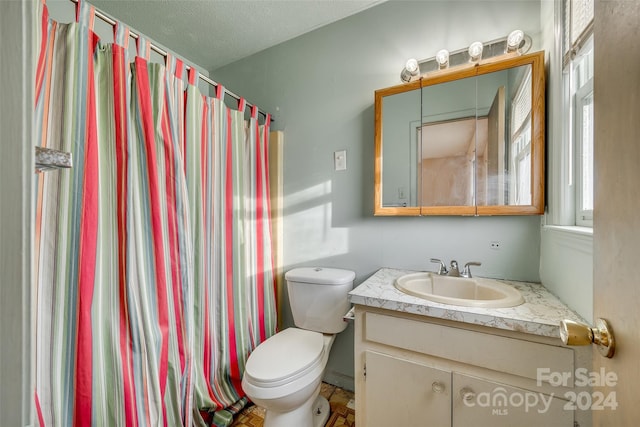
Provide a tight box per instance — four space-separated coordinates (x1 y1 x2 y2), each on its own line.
364 350 451 427
452 373 573 427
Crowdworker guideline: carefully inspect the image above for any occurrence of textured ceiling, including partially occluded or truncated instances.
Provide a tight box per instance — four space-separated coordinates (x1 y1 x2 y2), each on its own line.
89 0 385 71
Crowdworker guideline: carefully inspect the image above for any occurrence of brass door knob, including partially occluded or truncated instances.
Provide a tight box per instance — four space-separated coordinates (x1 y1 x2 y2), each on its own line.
559 318 615 358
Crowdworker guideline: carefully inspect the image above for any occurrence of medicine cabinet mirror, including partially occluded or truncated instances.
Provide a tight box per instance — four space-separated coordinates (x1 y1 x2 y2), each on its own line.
374 51 545 216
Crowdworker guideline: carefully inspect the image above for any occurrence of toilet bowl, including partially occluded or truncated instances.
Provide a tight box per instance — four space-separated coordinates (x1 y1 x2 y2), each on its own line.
242 328 335 427
241 267 355 427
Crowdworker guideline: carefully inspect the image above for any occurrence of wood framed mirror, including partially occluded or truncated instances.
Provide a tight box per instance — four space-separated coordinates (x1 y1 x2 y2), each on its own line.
374 51 545 216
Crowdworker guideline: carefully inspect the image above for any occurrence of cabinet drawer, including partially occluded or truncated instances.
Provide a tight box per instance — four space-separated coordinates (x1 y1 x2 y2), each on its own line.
364 312 574 384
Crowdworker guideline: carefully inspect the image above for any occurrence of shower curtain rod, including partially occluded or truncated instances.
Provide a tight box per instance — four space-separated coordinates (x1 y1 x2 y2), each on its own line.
69 0 271 121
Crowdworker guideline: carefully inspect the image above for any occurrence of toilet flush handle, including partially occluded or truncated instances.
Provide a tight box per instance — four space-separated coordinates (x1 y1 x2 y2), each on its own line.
343 306 355 322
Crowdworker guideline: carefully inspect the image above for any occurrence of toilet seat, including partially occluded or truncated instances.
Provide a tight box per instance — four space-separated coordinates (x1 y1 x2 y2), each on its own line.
244 328 324 388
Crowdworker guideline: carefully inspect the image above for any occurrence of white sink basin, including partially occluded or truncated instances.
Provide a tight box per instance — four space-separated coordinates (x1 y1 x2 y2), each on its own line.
395 272 524 308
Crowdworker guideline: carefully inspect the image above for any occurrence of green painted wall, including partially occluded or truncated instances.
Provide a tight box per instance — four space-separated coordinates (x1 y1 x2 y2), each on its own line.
213 1 543 390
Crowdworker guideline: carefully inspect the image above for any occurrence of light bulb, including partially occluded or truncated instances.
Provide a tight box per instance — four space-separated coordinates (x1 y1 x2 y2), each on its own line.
435 49 449 68
400 58 420 82
405 58 419 73
468 41 483 61
507 30 525 52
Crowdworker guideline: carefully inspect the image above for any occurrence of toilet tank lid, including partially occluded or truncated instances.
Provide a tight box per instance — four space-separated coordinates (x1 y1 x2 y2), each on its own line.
285 267 355 285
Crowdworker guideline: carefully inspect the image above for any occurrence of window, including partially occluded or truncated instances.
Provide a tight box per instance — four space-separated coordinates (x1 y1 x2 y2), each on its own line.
563 0 594 66
572 42 593 225
563 0 594 227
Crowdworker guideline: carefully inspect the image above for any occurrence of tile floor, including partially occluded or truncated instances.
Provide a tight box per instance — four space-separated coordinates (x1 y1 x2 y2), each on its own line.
230 382 355 427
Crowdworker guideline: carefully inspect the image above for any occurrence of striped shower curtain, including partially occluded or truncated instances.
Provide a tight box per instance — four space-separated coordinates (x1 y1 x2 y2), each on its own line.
34 2 103 423
33 1 276 425
185 75 277 426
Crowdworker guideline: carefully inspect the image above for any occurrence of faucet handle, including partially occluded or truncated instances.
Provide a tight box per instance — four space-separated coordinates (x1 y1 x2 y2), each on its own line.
461 262 482 278
430 258 448 275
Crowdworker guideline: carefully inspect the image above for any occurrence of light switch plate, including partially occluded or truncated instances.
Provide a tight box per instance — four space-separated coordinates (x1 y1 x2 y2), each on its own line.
334 150 347 171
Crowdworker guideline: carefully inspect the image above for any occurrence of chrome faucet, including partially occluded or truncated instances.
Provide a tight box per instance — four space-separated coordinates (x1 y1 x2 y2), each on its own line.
461 261 482 278
429 258 448 275
430 258 482 278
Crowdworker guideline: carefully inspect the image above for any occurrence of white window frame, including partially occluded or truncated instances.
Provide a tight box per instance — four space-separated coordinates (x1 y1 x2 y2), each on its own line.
566 36 594 227
574 68 593 226
549 0 594 229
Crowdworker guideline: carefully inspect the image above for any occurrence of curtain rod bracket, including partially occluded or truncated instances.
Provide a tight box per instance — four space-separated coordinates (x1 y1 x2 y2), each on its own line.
35 146 73 172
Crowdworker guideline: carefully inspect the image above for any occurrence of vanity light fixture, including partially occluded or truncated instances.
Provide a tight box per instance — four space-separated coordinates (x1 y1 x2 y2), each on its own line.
468 41 483 62
399 32 532 83
435 49 449 69
506 29 525 53
400 58 420 82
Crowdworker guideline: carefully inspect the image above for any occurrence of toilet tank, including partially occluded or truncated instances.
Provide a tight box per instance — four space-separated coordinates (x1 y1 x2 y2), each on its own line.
285 267 355 334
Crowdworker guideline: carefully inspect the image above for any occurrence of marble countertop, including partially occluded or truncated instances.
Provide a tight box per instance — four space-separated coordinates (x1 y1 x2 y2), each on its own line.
348 268 586 339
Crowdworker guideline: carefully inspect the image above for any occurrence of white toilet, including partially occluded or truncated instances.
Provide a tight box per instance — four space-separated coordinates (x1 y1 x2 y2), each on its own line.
242 267 355 427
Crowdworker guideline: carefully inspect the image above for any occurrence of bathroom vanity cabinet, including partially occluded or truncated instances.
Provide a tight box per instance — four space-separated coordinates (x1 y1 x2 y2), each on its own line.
354 306 588 427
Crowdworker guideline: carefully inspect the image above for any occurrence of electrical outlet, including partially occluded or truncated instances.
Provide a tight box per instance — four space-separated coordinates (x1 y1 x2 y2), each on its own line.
490 241 501 250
